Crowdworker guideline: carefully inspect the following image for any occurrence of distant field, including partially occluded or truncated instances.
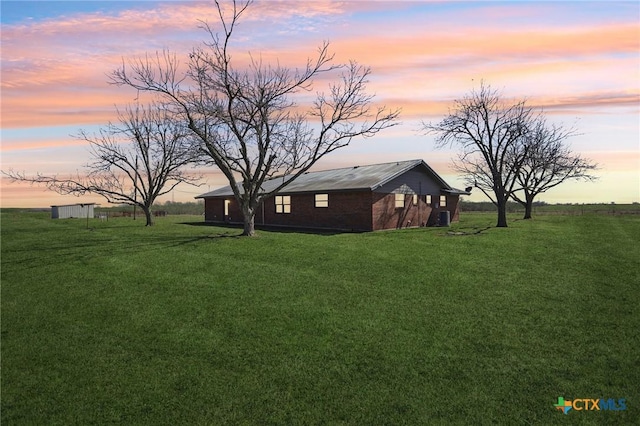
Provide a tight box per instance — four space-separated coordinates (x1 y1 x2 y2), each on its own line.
2 210 638 424
461 202 640 216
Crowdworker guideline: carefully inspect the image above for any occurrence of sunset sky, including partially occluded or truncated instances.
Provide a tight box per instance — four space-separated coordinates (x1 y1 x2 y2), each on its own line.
2 0 639 208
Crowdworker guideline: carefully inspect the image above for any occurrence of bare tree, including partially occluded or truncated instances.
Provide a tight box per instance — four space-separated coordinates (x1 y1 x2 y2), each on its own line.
109 0 399 236
4 103 200 226
512 117 597 219
423 83 534 227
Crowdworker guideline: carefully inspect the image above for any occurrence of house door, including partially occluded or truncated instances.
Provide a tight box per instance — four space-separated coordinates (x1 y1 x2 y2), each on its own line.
224 199 230 220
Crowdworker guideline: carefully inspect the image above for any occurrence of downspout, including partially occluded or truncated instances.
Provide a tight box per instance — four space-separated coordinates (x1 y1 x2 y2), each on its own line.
419 181 422 227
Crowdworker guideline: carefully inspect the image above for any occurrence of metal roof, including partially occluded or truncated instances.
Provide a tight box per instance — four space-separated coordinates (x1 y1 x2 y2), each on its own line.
196 159 469 198
50 203 98 207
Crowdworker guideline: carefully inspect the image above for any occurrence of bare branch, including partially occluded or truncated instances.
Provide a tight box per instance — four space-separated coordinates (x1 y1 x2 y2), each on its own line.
422 82 532 227
4 103 201 226
109 0 399 235
510 116 597 218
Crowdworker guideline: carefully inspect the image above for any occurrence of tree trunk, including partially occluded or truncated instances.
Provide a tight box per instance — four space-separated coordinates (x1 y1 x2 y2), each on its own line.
523 202 533 220
523 193 534 220
142 206 154 226
496 193 508 227
496 204 508 227
241 205 257 236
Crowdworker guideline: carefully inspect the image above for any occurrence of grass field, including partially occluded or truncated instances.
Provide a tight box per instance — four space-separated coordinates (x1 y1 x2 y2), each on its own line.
2 210 638 424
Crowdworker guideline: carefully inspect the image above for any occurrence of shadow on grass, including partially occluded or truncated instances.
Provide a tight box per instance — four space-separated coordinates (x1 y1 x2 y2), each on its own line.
1 228 243 273
178 221 240 228
179 221 352 236
445 226 493 236
445 216 532 236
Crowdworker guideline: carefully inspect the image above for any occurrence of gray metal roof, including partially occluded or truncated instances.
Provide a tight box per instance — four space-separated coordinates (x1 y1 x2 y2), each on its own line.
196 159 468 198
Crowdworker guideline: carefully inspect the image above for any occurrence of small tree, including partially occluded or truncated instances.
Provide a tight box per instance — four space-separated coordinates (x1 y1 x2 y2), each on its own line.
422 83 533 227
512 117 597 219
110 0 399 236
4 103 200 226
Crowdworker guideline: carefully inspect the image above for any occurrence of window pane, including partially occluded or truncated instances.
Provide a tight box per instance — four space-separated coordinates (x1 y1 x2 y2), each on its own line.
426 195 431 204
395 193 404 208
276 195 291 213
315 194 328 207
412 194 418 205
440 195 447 207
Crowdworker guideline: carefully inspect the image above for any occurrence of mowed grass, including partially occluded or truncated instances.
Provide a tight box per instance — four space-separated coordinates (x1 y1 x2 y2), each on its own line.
1 210 638 425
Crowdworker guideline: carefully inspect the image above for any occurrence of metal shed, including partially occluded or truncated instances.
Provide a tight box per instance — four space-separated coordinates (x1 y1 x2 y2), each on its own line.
51 203 96 219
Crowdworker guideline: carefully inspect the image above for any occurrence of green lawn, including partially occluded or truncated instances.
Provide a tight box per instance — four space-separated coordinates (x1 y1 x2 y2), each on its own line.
2 210 638 424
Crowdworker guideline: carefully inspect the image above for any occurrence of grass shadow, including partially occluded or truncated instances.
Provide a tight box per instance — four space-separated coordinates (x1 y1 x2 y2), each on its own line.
445 226 493 236
1 226 243 273
179 221 352 236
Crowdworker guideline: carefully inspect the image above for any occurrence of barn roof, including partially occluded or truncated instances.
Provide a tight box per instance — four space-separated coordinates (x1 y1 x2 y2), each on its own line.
196 159 469 198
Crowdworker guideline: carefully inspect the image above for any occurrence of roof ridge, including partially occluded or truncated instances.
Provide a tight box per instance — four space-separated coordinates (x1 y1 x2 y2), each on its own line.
269 158 422 181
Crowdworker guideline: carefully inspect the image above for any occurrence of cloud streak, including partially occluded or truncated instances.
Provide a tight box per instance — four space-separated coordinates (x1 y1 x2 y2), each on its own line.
1 1 638 205
3 3 637 128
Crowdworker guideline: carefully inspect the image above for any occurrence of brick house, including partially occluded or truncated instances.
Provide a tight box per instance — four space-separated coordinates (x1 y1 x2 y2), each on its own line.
195 159 470 232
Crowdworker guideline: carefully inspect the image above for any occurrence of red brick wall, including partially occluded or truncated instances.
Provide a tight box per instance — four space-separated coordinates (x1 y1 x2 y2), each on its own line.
204 198 222 221
262 191 372 231
446 195 461 222
203 192 461 230
203 197 242 222
372 193 433 230
425 194 462 225
371 193 461 230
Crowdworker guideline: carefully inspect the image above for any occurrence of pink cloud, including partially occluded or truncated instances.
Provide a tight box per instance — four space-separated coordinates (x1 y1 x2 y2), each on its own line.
1 137 86 152
3 1 637 128
2 1 638 206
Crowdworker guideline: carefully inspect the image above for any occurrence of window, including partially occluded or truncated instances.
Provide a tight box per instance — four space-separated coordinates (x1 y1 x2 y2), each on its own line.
440 195 447 207
315 193 328 208
426 195 432 205
412 194 418 205
395 193 405 208
275 195 291 213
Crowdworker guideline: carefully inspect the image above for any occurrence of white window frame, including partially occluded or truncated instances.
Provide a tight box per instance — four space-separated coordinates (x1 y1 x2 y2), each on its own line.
275 195 291 213
315 193 329 208
395 193 405 208
440 195 447 207
426 195 432 205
